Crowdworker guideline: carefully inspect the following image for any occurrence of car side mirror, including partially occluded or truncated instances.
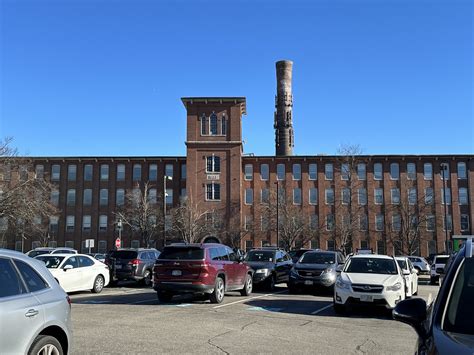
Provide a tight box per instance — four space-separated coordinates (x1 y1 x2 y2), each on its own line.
63 264 73 271
392 298 427 340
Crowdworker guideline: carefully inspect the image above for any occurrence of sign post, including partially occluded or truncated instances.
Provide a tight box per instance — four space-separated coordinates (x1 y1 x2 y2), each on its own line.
115 238 121 249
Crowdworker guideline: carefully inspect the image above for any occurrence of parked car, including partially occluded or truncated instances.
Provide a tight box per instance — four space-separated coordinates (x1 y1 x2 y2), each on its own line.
407 256 430 275
288 249 314 263
430 254 450 284
333 254 406 314
393 238 474 354
153 243 253 303
0 249 72 354
36 253 110 293
105 248 160 286
288 250 344 293
395 256 419 297
26 247 78 258
87 253 106 263
245 247 293 290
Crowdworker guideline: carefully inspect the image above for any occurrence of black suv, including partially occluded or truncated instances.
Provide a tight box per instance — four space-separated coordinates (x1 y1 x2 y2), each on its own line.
245 247 293 290
106 248 160 286
393 238 474 354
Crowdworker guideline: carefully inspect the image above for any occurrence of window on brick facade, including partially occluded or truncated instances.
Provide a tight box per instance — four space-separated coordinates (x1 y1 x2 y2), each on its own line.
116 189 125 206
149 164 158 181
261 164 269 180
424 163 433 180
441 188 451 205
133 164 141 181
309 164 317 180
327 239 335 251
50 190 59 206
326 214 335 231
359 215 368 231
325 188 334 205
68 164 76 181
83 189 92 206
49 217 59 234
181 164 186 179
117 164 125 181
206 183 220 201
261 189 269 204
391 188 400 204
35 165 44 179
390 163 399 180
221 115 227 135
457 162 467 179
292 164 301 180
443 215 453 231
459 188 468 205
165 164 173 178
357 163 366 180
244 164 253 180
293 188 302 205
66 216 75 232
392 215 401 231
277 164 285 180
407 163 416 180
377 240 386 254
82 216 91 232
374 163 383 180
358 188 367 205
67 189 76 206
341 163 349 180
461 215 469 231
51 164 60 181
341 188 350 205
440 163 450 180
100 164 109 181
245 188 253 205
310 214 318 229
325 164 333 180
99 215 107 231
408 187 417 205
375 214 384 231
374 188 383 205
425 187 434 205
165 189 173 205
426 215 435 231
244 216 253 231
309 188 318 205
210 112 218 135
201 113 208 135
148 189 157 204
207 156 221 173
84 164 93 181
100 189 108 206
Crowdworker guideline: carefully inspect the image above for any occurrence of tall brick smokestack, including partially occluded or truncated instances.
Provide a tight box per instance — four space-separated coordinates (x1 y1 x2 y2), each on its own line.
274 60 294 156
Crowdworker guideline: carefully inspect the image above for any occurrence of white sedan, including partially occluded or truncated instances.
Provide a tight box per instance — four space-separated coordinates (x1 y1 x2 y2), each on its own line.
395 256 418 297
36 253 110 293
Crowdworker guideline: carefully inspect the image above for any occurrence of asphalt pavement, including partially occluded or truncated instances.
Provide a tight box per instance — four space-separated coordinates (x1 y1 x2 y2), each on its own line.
69 277 438 354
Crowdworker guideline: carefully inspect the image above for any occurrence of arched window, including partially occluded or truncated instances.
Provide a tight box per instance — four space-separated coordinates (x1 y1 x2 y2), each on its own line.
210 112 218 135
201 113 208 135
221 114 227 135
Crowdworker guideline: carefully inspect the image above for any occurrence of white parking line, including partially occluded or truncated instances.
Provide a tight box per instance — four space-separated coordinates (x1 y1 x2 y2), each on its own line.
310 304 333 315
213 290 287 309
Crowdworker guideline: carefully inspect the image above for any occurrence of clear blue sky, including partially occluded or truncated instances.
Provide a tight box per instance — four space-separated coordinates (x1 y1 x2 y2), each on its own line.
1 0 472 157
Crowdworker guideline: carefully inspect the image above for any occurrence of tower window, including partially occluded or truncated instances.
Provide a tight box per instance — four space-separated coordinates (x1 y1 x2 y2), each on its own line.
206 156 221 173
210 112 218 135
201 114 208 135
206 183 221 201
221 115 227 135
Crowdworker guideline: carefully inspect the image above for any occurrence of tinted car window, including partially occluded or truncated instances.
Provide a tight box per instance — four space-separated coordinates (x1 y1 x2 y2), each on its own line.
14 260 48 292
435 256 449 265
108 251 138 259
245 251 274 262
63 256 79 269
28 250 52 258
218 247 229 261
276 252 285 263
36 256 65 269
0 258 26 298
397 260 408 270
159 247 204 260
300 252 335 264
227 247 237 262
443 258 474 335
346 258 397 274
79 256 95 267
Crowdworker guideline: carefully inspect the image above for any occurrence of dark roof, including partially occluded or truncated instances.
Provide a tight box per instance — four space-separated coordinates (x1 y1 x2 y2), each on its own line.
181 97 247 115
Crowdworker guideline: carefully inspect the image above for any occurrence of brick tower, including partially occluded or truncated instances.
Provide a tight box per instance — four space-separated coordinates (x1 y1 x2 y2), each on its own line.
274 60 294 156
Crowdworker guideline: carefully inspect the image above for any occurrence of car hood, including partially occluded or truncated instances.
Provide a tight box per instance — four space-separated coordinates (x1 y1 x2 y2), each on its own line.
245 261 275 270
295 263 334 271
342 272 401 285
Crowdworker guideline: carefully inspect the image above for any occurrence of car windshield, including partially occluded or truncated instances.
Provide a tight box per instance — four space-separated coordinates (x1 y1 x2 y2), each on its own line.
300 252 335 264
289 250 309 258
436 256 449 265
28 250 51 258
36 256 65 269
158 247 204 260
245 251 274 262
443 258 474 335
108 251 138 259
396 260 407 270
345 258 397 274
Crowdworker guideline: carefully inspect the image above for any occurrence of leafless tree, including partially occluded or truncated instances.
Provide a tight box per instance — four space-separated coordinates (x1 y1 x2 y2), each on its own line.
223 211 253 250
114 181 163 248
169 196 214 244
333 144 368 255
0 137 59 249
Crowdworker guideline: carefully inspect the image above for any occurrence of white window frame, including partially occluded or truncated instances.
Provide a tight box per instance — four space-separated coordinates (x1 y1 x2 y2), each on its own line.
457 162 467 179
423 163 433 180
374 188 383 205
390 163 399 180
292 164 301 180
205 183 221 201
66 216 75 232
391 188 400 205
408 187 417 205
309 164 317 180
309 188 318 205
425 187 434 205
358 188 367 205
460 214 469 231
82 215 91 232
206 155 221 173
407 163 416 180
116 189 125 206
244 164 253 181
441 188 451 205
373 163 383 180
277 164 285 181
260 164 269 181
341 188 350 205
325 164 334 180
459 187 468 205
293 188 302 205
375 214 384 232
100 164 109 181
341 163 349 180
117 164 125 181
245 188 253 205
357 163 366 180
325 188 334 205
99 215 107 231
426 215 435 232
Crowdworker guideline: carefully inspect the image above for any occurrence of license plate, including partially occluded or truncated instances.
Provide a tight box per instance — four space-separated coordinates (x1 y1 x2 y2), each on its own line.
115 265 122 270
304 280 313 285
172 270 182 276
360 295 373 302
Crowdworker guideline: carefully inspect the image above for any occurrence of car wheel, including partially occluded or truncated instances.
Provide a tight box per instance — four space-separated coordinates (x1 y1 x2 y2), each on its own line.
240 274 253 296
28 335 63 355
142 270 152 287
333 302 347 315
91 275 105 293
267 275 276 292
157 291 173 302
210 277 225 304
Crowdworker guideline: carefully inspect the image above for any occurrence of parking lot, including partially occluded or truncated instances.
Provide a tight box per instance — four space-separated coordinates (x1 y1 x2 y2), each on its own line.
69 279 438 354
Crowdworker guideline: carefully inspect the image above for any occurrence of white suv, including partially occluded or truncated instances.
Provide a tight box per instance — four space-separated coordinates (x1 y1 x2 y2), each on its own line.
430 254 450 285
334 254 405 314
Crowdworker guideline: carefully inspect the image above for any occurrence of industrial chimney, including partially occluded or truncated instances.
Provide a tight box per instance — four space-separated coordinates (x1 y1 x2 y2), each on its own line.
274 60 294 156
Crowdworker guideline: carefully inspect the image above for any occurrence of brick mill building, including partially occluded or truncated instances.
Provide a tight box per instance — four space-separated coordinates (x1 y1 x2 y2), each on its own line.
1 61 473 256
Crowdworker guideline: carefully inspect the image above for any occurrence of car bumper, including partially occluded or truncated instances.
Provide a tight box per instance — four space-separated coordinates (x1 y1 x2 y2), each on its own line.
153 281 215 294
252 273 271 284
289 274 336 287
113 270 141 281
334 287 404 309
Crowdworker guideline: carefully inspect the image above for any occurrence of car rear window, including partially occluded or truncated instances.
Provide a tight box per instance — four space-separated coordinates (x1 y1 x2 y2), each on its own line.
158 247 204 260
443 258 474 335
436 256 449 265
36 256 65 269
108 251 138 259
245 251 274 262
28 250 51 258
300 252 335 264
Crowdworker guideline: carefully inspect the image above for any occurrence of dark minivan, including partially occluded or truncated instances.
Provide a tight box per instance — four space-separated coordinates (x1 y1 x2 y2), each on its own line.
153 243 253 303
106 248 160 286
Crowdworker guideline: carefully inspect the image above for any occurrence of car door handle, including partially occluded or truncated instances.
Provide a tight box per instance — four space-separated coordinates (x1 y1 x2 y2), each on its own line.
25 309 39 318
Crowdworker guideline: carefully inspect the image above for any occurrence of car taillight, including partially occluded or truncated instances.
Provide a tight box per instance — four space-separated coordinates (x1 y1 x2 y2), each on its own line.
66 296 72 308
128 259 140 266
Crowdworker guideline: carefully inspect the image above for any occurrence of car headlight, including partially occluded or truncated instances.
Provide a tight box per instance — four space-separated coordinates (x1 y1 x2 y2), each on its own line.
255 268 270 276
336 278 350 290
386 282 402 291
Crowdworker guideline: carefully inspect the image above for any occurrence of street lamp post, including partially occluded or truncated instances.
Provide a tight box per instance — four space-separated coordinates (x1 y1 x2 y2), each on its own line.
117 218 123 248
163 175 173 246
440 163 450 254
275 180 279 248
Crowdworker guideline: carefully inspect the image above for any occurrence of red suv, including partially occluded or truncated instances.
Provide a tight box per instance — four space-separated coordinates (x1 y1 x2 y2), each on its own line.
153 243 253 303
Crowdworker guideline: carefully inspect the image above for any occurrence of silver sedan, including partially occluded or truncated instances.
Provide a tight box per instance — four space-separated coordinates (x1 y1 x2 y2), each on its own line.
0 249 73 354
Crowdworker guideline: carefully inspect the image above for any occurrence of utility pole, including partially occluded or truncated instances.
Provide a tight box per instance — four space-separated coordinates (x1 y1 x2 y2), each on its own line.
164 175 172 246
440 163 450 254
275 180 279 247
